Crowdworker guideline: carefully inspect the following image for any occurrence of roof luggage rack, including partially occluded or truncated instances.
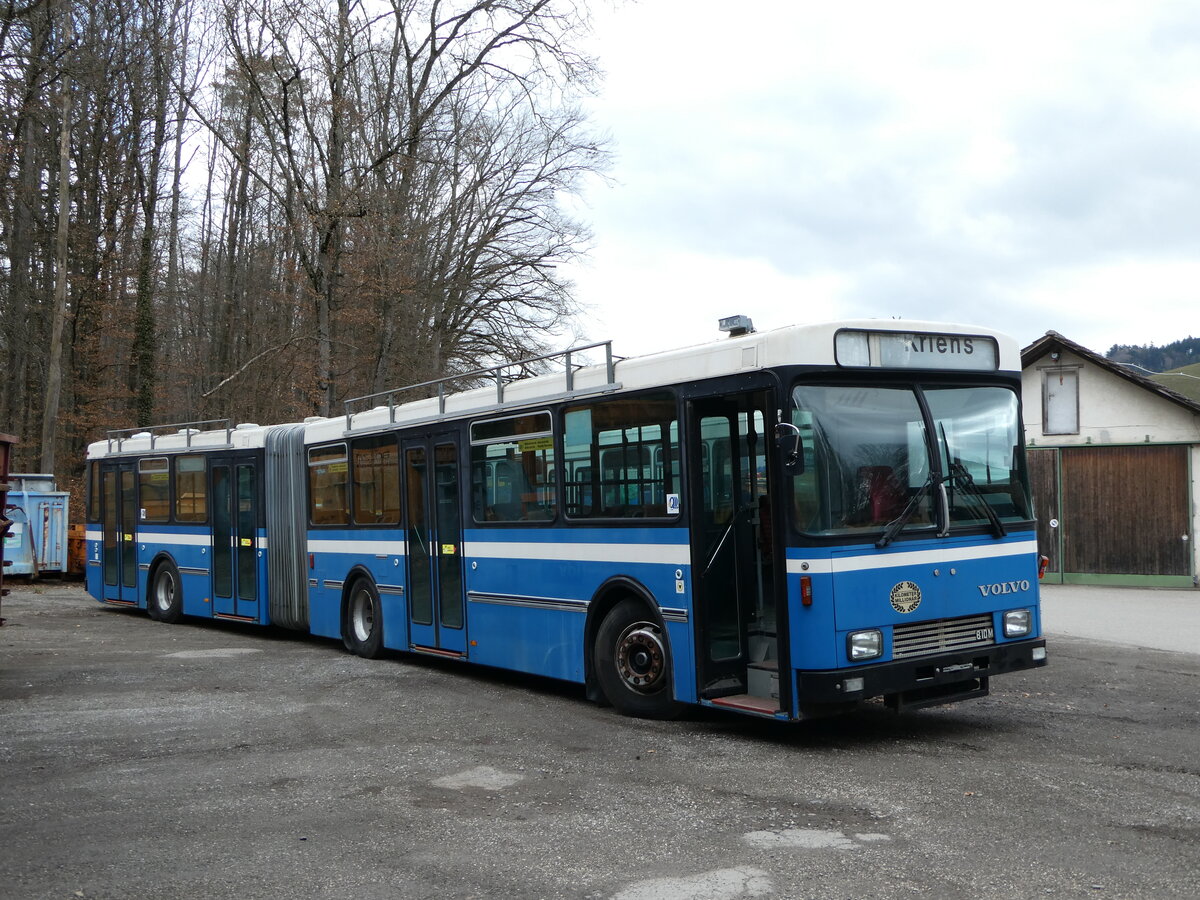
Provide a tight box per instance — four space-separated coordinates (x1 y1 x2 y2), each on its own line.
343 341 621 433
106 419 233 454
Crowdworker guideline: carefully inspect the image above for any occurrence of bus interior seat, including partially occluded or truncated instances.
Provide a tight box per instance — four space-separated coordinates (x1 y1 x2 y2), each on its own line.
856 466 906 524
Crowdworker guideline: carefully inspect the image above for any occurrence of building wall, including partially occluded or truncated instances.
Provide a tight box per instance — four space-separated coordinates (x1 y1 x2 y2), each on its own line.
1022 349 1200 446
1022 349 1200 586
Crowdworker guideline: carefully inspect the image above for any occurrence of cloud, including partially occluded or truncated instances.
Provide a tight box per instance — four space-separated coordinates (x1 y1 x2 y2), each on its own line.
562 0 1200 358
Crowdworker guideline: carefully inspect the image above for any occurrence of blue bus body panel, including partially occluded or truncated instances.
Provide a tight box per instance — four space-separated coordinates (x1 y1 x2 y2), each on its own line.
787 531 1041 672
464 527 696 700
306 531 408 645
84 529 102 598
86 526 272 626
256 535 269 621
135 526 215 617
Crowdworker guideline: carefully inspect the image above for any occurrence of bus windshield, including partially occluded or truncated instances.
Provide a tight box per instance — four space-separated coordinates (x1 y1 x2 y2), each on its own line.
789 383 1031 537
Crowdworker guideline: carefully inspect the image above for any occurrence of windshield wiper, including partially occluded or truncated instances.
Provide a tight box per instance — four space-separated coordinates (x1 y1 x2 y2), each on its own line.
947 462 1007 539
876 474 942 548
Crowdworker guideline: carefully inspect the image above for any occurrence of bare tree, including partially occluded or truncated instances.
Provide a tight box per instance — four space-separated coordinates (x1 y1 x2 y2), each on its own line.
39 0 72 473
0 0 60 464
0 0 604 497
213 0 601 414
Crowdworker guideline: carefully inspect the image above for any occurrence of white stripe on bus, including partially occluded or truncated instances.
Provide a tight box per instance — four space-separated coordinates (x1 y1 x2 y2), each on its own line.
463 541 691 567
785 539 1039 575
307 539 407 555
134 532 211 546
103 532 266 550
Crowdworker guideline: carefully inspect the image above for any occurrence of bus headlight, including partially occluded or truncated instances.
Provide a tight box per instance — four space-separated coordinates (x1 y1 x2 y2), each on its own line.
847 629 883 661
1003 609 1032 638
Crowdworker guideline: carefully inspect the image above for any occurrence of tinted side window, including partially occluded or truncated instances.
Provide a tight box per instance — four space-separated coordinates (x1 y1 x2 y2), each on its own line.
86 461 101 523
175 455 208 523
309 444 349 526
470 412 555 522
563 392 679 519
351 435 400 524
138 458 170 523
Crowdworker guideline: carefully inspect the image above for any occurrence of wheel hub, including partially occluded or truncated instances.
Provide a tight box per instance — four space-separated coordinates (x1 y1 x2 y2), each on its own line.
615 622 666 693
156 571 175 611
352 590 374 642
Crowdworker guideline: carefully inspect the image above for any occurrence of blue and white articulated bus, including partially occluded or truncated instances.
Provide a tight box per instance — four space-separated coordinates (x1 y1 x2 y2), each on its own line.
85 318 1047 720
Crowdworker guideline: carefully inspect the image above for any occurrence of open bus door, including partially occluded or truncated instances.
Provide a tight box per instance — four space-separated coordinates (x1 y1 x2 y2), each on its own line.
687 389 783 709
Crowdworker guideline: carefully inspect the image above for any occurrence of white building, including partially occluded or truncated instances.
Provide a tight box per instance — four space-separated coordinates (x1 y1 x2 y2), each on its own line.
1021 331 1200 587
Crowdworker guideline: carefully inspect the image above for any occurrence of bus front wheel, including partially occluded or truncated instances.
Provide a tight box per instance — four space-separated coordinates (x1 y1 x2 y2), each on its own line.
344 579 384 659
595 599 681 720
151 560 183 624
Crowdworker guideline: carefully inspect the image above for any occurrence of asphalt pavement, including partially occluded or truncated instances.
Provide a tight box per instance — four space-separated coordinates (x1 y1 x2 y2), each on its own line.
1039 582 1200 655
2 582 1198 899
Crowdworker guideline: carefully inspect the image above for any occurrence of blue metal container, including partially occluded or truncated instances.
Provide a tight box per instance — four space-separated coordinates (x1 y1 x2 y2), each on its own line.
3 474 69 576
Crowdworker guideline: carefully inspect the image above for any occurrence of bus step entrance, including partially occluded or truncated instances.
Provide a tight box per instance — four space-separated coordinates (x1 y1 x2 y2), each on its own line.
411 644 466 660
709 694 781 716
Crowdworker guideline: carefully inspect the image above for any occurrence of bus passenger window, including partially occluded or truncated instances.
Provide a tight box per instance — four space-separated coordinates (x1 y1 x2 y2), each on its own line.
175 455 207 523
309 444 349 526
86 460 101 523
470 412 556 523
137 458 170 522
351 435 400 524
564 391 679 519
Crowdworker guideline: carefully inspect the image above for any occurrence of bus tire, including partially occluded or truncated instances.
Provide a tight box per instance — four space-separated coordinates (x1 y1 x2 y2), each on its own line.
344 579 384 659
151 560 183 624
595 598 681 720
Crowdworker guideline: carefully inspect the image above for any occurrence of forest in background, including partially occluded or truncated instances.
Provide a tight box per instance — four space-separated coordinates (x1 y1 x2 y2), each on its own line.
0 0 604 498
1106 336 1200 372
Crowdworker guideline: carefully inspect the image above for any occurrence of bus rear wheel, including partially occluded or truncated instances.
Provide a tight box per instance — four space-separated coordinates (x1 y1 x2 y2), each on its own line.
151 560 183 624
344 579 384 659
595 598 681 720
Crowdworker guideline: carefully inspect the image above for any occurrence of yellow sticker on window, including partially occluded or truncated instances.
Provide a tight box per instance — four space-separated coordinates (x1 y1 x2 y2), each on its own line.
518 436 553 453
441 543 456 555
240 538 252 547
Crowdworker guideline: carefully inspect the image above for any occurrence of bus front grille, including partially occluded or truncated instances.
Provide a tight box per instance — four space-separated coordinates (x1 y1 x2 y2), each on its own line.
892 614 995 660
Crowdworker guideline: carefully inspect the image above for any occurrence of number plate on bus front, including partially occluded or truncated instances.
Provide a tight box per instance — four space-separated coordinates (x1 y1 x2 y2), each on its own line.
976 627 995 641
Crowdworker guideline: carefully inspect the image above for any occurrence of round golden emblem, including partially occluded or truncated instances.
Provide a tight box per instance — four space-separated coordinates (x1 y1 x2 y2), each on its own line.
890 580 922 614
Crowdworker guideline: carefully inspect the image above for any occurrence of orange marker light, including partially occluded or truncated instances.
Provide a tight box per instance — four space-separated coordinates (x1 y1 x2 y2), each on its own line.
800 575 813 607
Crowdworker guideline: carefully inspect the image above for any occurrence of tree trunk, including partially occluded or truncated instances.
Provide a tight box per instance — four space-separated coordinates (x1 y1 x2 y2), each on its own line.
132 224 157 426
314 0 350 416
39 0 73 475
165 6 192 366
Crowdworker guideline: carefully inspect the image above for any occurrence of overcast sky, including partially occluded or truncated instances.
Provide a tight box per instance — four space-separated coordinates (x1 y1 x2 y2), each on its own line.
558 0 1199 363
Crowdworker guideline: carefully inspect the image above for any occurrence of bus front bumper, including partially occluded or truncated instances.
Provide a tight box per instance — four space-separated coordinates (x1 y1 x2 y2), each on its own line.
795 638 1047 711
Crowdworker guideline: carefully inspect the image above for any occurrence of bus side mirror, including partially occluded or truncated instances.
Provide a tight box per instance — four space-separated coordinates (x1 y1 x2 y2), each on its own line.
774 423 804 474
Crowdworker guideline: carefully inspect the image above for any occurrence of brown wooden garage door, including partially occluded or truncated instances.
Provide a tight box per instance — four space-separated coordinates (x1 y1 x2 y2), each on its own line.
1027 448 1061 574
1060 445 1190 576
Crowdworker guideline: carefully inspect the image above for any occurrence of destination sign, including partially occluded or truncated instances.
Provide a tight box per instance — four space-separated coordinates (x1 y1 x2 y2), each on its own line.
835 329 998 371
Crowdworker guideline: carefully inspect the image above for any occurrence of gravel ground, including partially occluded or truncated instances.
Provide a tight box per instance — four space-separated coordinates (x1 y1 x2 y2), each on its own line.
1 582 1197 900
